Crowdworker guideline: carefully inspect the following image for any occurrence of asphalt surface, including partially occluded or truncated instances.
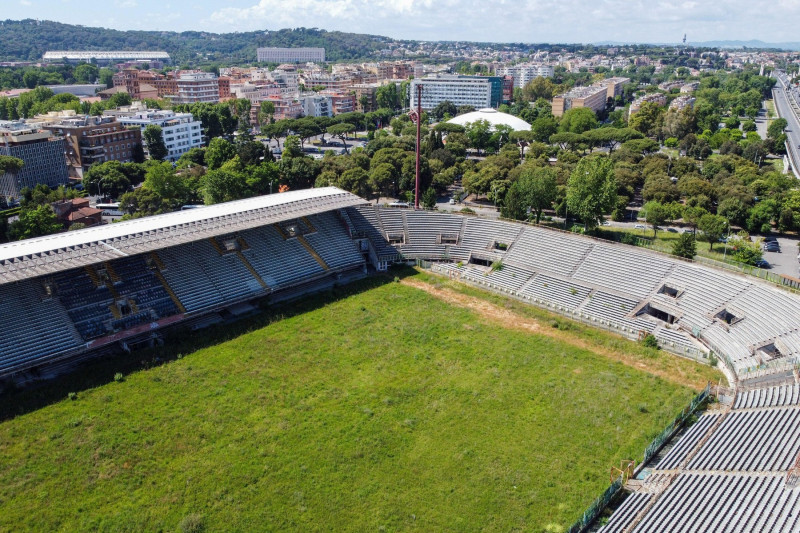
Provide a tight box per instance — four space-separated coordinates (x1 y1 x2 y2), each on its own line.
771 72 800 178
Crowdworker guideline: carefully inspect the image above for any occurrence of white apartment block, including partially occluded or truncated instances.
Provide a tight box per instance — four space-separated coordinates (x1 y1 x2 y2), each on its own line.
410 75 498 111
112 110 203 162
257 47 325 63
300 94 333 118
497 64 554 88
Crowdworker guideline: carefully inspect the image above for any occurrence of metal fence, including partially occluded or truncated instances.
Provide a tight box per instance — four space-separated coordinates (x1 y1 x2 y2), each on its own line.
566 383 711 533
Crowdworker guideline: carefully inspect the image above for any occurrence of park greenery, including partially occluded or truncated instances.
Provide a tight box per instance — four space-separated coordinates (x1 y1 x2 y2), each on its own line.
0 57 797 269
0 272 718 532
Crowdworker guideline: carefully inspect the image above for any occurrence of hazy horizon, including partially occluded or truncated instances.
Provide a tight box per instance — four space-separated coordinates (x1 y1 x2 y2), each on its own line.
5 0 800 46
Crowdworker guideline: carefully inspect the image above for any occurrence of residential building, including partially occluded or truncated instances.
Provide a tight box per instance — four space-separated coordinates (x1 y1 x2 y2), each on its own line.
265 96 303 120
108 109 203 162
595 77 630 99
629 93 667 116
299 73 353 92
350 83 378 112
41 114 142 178
501 75 514 104
680 82 700 93
497 63 554 88
218 76 232 100
300 94 332 118
0 121 69 198
409 75 503 111
257 47 325 63
669 95 696 111
171 72 220 104
320 91 356 115
52 198 102 228
551 85 607 117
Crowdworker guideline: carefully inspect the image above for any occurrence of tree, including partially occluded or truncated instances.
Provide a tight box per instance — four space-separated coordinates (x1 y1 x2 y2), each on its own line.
203 169 248 204
143 161 187 203
718 197 749 227
73 63 99 84
9 205 62 240
0 155 24 175
642 201 669 238
142 124 168 161
531 117 558 143
767 118 788 140
465 119 492 155
559 107 597 134
205 137 237 170
730 231 763 265
83 162 131 199
422 187 437 209
432 100 457 120
698 213 728 251
566 157 618 229
290 117 322 148
671 232 697 259
628 101 664 137
518 166 558 224
327 123 356 154
337 167 370 198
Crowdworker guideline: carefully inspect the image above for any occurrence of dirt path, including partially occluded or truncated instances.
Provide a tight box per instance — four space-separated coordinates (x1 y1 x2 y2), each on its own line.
401 278 710 390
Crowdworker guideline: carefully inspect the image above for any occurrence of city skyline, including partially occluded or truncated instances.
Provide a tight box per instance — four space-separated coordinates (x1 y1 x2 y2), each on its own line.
6 0 800 46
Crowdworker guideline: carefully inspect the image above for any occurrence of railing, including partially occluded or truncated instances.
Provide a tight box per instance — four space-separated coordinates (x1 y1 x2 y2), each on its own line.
565 384 710 533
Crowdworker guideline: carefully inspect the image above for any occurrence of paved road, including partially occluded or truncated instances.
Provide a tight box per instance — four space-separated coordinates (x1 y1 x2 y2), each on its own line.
771 73 800 178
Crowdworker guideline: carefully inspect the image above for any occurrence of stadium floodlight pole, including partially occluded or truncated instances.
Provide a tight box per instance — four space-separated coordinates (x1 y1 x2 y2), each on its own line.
411 83 423 209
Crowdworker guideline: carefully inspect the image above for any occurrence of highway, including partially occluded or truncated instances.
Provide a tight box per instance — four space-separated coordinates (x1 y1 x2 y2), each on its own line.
771 72 800 179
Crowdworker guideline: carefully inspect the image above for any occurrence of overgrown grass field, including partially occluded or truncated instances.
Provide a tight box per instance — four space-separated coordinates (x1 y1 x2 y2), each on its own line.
0 274 711 532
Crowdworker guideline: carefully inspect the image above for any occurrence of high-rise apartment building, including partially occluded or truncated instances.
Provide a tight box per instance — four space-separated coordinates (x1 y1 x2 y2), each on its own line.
0 121 69 198
497 64 554 88
409 75 503 111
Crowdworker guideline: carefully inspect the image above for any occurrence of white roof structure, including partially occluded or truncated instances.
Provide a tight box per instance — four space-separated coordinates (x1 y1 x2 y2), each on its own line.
0 187 366 284
446 108 531 132
43 51 170 61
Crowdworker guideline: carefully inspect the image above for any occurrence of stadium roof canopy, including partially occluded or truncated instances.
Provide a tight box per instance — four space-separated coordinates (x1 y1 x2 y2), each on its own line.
0 187 366 285
446 108 531 132
42 51 171 61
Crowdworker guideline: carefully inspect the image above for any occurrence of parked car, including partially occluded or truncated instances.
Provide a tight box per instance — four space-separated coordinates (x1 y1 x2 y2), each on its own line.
754 259 770 269
763 242 780 252
634 224 646 230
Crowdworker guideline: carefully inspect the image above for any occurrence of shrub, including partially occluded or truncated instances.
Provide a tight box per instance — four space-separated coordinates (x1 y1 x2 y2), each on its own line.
459 207 475 214
708 352 718 367
641 334 659 349
671 232 697 259
620 232 638 245
114 372 124 383
490 260 504 272
179 513 205 533
67 392 77 401
393 276 400 283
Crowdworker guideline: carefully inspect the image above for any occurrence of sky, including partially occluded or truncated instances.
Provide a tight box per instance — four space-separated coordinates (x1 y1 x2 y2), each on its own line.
5 0 800 44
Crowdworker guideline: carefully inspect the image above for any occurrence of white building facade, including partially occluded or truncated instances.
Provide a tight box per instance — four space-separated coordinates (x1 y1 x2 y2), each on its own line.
257 47 325 63
112 111 203 162
409 75 501 111
497 64 554 88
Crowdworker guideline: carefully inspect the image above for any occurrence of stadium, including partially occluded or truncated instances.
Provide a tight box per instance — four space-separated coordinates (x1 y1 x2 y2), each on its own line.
1 186 799 531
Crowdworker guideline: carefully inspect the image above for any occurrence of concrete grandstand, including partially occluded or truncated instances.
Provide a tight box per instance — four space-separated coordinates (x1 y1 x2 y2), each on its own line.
2 192 800 531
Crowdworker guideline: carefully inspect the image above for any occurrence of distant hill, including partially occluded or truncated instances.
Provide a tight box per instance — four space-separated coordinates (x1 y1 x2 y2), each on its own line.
688 40 800 51
0 19 399 64
594 39 800 51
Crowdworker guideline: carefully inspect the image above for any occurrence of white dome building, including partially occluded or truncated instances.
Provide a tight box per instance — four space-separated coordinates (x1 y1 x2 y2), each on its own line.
446 108 531 131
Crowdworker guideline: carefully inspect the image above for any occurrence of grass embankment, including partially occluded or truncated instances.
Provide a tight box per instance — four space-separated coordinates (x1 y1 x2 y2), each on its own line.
0 271 716 532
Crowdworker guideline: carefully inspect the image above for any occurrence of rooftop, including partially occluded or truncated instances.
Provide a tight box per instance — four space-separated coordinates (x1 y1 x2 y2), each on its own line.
446 108 531 131
0 187 366 284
